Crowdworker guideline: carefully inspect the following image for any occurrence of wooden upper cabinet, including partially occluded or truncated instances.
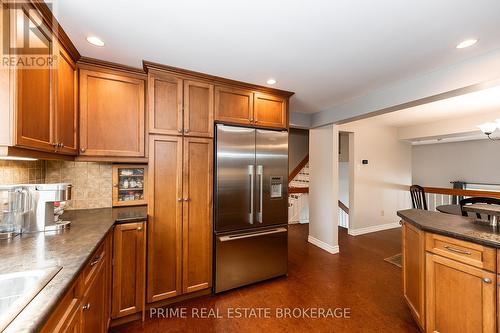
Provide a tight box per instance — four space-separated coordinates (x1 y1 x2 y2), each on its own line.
148 72 183 135
215 86 253 126
54 45 77 155
14 8 55 152
147 135 183 302
426 252 496 333
112 222 146 318
184 80 214 137
79 68 145 157
402 222 425 331
254 92 287 129
182 137 213 293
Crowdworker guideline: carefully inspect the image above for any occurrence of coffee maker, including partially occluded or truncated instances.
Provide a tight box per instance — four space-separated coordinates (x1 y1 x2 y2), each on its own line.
23 183 72 233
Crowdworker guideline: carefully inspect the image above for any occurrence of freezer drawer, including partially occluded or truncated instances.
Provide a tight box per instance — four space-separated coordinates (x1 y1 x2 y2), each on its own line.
215 227 287 293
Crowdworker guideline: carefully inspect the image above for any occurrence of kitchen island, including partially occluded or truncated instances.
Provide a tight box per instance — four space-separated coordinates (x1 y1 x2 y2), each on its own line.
398 209 500 333
0 206 147 333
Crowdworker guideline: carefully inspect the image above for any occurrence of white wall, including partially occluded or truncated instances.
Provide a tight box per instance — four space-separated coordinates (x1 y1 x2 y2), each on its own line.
308 124 339 254
412 139 500 187
339 162 349 206
289 128 309 173
340 120 412 234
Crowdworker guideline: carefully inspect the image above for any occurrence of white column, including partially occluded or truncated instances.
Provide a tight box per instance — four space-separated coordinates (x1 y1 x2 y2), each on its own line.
308 124 339 254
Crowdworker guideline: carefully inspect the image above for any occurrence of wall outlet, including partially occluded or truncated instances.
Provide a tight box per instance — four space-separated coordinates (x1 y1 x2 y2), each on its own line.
381 210 385 217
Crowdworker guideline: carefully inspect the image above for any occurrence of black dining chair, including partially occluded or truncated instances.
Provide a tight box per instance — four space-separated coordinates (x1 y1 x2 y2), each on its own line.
459 197 500 220
410 185 428 210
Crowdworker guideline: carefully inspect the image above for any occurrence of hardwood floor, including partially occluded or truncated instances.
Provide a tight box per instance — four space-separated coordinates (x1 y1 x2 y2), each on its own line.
111 225 419 333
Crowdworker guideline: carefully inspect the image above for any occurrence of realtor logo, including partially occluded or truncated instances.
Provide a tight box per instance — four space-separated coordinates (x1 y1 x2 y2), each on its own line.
1 0 56 68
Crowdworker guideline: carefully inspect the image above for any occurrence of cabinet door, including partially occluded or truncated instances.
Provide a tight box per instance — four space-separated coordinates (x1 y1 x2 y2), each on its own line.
402 222 425 331
148 72 183 135
79 69 145 157
81 263 106 333
55 45 77 155
426 253 496 333
254 92 287 129
15 8 55 152
214 86 253 126
147 135 183 302
182 137 213 293
112 222 146 318
184 80 214 138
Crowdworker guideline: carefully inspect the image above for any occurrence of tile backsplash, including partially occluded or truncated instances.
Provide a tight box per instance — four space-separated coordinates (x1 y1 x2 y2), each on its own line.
0 160 45 184
45 161 112 210
0 160 113 210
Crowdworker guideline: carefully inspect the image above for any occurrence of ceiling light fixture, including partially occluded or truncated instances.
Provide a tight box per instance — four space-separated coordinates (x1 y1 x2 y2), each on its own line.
456 38 478 49
86 36 105 47
477 120 500 141
266 78 277 85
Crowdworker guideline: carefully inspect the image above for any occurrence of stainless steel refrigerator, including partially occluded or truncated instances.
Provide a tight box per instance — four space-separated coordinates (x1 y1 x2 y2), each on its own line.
214 124 288 293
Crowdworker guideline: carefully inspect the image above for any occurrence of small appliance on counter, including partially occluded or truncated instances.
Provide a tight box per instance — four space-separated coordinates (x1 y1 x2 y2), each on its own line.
23 183 72 233
0 185 29 239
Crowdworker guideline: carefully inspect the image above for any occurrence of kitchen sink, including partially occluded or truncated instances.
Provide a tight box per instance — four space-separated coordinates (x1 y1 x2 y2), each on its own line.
0 266 61 332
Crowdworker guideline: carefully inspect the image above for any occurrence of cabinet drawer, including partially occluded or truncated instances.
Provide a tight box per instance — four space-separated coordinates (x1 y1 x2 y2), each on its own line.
82 240 107 290
40 279 80 333
425 233 496 271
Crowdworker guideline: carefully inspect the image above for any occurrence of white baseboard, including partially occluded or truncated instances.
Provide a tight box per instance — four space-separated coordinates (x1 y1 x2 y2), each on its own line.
348 222 401 236
307 235 340 254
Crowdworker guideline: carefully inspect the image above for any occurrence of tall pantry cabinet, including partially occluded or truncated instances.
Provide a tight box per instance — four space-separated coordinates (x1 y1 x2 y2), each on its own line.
146 67 214 303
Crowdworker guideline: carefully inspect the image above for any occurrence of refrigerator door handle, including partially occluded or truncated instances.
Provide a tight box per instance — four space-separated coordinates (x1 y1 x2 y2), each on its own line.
248 165 254 224
218 227 287 242
256 165 263 223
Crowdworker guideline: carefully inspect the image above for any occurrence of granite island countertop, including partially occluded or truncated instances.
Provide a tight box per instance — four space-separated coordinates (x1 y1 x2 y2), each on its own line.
0 206 147 333
398 209 500 248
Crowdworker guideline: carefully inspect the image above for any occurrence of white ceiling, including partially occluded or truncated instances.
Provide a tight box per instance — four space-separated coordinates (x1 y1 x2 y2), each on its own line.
52 0 500 114
372 85 500 127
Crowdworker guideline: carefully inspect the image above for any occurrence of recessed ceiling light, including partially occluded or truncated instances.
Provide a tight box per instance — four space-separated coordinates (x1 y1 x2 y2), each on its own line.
86 36 105 47
266 78 277 85
456 38 478 49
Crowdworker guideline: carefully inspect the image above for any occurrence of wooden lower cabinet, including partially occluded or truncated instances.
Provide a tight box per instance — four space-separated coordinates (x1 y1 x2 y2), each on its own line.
402 222 425 330
112 222 147 318
425 252 496 333
147 135 213 303
41 231 112 333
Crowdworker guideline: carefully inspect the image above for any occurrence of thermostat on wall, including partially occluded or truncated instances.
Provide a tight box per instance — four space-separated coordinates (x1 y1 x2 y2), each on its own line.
362 160 368 165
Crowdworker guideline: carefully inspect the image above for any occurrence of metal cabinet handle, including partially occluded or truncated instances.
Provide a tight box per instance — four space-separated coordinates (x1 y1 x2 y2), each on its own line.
80 148 86 153
58 143 64 148
184 129 189 134
483 277 492 284
90 255 102 266
443 245 471 255
137 226 143 231
178 128 183 133
82 303 91 311
177 198 183 202
51 142 58 148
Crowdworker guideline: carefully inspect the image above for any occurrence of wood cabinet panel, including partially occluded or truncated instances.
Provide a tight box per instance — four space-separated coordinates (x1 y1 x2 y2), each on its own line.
55 45 77 154
182 137 213 293
147 135 183 302
426 252 496 333
15 8 54 152
214 86 253 125
79 69 145 157
40 279 80 333
148 72 183 135
184 81 214 137
81 262 107 333
402 222 425 331
112 222 146 318
254 92 287 129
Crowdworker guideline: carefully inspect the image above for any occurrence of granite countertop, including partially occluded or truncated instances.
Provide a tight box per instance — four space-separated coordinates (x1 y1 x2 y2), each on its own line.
0 206 147 333
398 209 500 248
